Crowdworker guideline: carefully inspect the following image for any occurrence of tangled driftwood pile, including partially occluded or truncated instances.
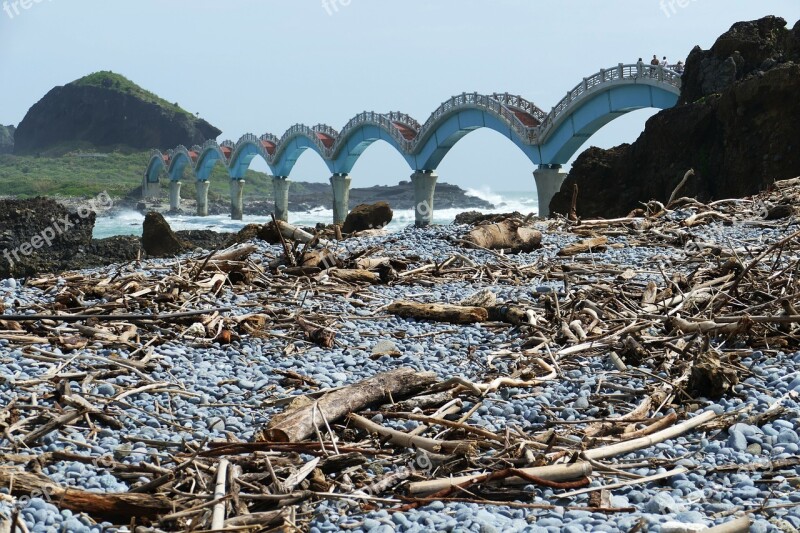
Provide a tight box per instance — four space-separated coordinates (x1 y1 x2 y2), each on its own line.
1 178 799 531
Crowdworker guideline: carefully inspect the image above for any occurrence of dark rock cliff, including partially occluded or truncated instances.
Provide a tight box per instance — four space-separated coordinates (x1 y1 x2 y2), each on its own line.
550 16 800 218
14 72 221 155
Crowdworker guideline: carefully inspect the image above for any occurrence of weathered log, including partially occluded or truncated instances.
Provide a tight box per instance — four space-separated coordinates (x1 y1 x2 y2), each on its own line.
260 367 438 442
302 249 340 270
558 236 608 257
408 462 592 496
387 300 488 324
328 268 380 284
0 467 173 520
276 220 329 246
462 219 542 253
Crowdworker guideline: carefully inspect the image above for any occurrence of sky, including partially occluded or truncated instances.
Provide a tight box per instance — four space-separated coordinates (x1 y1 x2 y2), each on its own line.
1 1 799 192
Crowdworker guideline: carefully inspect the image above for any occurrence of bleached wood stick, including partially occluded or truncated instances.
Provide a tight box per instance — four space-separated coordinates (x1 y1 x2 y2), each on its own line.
349 413 476 455
557 467 687 498
667 169 695 206
703 516 751 533
407 462 592 496
584 410 717 460
210 459 229 530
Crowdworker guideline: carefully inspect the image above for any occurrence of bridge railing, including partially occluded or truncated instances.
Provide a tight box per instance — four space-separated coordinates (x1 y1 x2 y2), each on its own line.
491 93 548 124
274 124 330 158
417 92 535 146
259 133 279 145
332 111 417 155
313 124 340 138
386 112 421 131
539 64 682 137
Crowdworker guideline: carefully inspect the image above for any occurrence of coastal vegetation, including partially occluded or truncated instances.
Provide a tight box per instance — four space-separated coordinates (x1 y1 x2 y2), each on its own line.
0 151 281 201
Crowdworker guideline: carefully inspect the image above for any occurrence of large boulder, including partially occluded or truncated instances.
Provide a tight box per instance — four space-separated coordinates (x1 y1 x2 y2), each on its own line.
14 71 220 155
551 16 800 219
142 212 189 257
0 197 95 279
342 202 393 233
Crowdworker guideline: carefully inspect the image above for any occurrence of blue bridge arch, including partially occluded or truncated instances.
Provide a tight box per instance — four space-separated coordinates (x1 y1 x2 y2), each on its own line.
144 63 681 221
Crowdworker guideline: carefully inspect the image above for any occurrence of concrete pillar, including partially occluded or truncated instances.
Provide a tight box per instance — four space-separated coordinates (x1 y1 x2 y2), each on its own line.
330 173 351 225
411 171 438 227
142 179 160 199
533 165 568 218
230 179 245 221
168 181 182 212
196 180 210 216
272 176 291 222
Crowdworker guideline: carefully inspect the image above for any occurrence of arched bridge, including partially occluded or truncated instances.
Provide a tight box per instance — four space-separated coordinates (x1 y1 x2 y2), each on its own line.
144 63 681 224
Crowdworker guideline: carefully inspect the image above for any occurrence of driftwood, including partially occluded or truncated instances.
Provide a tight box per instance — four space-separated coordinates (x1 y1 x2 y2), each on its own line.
260 368 438 442
462 218 542 253
297 317 336 348
408 462 592 496
349 414 476 455
387 300 489 324
276 220 329 246
328 268 380 284
667 168 695 207
0 467 173 520
558 236 608 256
704 516 751 533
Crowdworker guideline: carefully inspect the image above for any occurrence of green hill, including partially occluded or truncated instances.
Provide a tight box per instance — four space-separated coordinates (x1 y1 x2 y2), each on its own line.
0 151 300 202
71 71 192 119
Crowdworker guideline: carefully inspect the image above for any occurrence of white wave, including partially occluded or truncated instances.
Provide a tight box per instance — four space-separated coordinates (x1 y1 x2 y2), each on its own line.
92 190 540 238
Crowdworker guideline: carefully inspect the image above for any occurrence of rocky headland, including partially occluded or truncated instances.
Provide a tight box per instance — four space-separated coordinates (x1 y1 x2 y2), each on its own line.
13 72 220 155
550 16 800 218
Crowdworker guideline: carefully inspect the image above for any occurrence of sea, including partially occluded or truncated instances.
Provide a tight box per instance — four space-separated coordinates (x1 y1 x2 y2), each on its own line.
92 188 538 240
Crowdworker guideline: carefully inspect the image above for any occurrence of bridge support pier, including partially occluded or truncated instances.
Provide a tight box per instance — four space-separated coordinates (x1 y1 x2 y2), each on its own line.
272 176 291 222
169 181 182 212
230 180 245 220
196 181 210 216
533 165 567 218
142 179 160 200
330 174 351 225
411 171 438 227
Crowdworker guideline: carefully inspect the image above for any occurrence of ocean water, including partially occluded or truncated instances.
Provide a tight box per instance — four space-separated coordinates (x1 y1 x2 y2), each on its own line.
92 188 538 239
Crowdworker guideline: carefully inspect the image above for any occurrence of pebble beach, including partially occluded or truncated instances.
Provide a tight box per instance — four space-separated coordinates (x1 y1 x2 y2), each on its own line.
2 182 800 532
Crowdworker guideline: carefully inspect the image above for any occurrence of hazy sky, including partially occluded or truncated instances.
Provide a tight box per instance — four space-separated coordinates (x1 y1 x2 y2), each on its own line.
2 1 798 191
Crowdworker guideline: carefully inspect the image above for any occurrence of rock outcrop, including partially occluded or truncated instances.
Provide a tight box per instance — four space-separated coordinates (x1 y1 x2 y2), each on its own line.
0 125 14 154
342 202 394 233
0 197 95 279
14 71 220 155
142 212 189 257
0 198 149 279
551 16 800 219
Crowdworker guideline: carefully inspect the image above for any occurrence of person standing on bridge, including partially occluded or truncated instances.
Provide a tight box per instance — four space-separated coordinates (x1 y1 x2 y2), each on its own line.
660 56 669 68
650 55 659 77
674 60 685 74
